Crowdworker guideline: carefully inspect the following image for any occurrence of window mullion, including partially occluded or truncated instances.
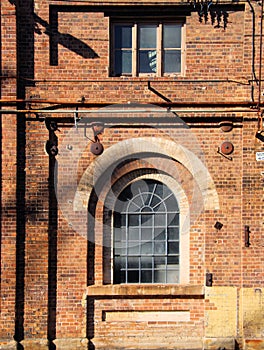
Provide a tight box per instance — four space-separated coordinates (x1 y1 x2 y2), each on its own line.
132 23 137 76
157 23 162 76
165 212 168 284
126 213 128 283
152 214 154 283
181 22 186 76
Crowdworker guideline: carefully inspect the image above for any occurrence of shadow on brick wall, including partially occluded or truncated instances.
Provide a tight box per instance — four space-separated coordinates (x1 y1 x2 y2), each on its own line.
87 190 97 349
14 0 35 343
48 149 58 347
7 0 58 345
34 11 99 66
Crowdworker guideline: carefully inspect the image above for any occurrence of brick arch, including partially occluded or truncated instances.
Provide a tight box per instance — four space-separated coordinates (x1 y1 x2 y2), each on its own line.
74 137 219 211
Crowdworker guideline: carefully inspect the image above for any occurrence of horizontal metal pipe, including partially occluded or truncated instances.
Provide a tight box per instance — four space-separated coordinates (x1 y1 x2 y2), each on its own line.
0 108 256 114
5 77 250 85
34 0 249 4
0 99 261 107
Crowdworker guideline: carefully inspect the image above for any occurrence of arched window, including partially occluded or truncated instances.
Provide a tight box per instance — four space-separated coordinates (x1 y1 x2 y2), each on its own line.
113 179 180 284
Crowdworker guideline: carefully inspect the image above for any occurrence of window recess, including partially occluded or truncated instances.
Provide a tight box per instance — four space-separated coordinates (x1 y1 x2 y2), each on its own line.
111 20 185 77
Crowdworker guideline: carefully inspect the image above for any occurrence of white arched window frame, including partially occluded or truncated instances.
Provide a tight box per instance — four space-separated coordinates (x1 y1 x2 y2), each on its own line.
113 175 189 284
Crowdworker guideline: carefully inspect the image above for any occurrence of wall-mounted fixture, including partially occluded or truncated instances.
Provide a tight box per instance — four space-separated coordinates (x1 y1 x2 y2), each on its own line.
77 95 86 103
220 141 234 155
244 225 251 247
45 141 58 156
219 121 233 132
256 130 264 142
206 273 213 287
217 141 234 160
90 141 104 155
45 119 58 157
87 122 104 156
91 122 104 136
48 120 58 132
214 221 223 230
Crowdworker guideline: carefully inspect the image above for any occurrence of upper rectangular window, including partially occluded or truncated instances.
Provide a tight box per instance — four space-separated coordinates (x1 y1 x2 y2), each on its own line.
111 20 185 77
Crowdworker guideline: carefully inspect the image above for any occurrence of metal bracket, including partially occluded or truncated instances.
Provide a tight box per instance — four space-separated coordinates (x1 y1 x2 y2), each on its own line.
217 147 232 160
74 107 79 129
245 225 251 247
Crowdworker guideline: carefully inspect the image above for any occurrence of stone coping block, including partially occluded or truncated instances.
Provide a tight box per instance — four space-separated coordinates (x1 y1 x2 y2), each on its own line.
204 337 236 350
245 340 264 350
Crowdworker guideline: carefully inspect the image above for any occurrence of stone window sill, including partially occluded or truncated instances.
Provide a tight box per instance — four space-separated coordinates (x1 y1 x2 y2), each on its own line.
86 284 204 297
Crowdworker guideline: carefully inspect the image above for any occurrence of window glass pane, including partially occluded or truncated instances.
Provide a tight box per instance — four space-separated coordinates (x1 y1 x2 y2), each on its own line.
150 195 161 208
154 269 166 283
141 256 152 268
164 50 181 73
128 244 140 255
154 241 166 254
168 256 179 264
127 270 139 283
129 194 144 209
128 227 139 241
120 214 126 227
165 195 179 211
141 242 152 254
154 202 166 213
168 227 179 240
139 50 157 73
141 270 152 283
168 242 179 254
154 256 166 266
168 212 179 226
128 214 139 226
155 183 166 197
115 25 132 48
163 24 181 48
166 269 179 283
154 213 166 227
128 257 139 268
128 202 141 212
114 213 122 228
141 214 153 227
114 265 125 284
141 193 150 206
114 50 132 75
141 227 152 241
115 256 126 269
114 257 126 283
139 25 156 48
154 228 166 240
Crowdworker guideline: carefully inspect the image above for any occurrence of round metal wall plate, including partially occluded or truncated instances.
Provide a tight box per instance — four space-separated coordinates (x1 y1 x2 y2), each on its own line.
90 141 104 155
220 141 234 155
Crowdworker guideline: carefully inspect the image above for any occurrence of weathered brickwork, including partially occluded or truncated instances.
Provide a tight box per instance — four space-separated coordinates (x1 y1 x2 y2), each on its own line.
1 0 264 349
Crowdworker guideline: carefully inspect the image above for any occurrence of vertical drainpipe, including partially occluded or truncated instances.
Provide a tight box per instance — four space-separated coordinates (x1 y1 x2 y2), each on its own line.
258 0 264 131
247 0 257 103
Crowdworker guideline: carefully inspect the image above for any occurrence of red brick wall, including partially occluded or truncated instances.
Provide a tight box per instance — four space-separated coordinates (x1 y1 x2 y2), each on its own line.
0 0 17 340
1 0 264 348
